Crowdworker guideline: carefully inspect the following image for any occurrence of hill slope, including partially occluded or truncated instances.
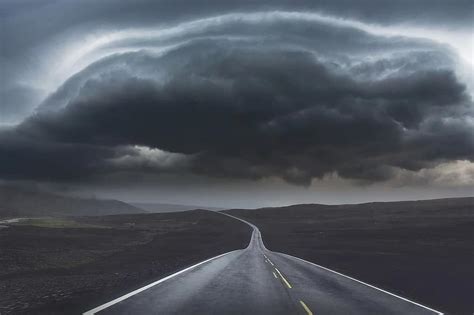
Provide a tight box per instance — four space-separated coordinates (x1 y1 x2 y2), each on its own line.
131 202 223 213
0 186 144 218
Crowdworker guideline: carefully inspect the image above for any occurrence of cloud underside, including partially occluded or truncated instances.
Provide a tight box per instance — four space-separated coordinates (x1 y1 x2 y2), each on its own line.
1 16 473 186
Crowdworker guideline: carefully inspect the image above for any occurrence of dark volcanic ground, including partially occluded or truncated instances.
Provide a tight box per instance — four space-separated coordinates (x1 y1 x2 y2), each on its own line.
227 197 474 315
1 198 472 315
0 210 251 314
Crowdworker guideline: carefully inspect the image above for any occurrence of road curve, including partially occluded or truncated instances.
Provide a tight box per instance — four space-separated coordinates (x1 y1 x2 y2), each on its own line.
84 212 443 315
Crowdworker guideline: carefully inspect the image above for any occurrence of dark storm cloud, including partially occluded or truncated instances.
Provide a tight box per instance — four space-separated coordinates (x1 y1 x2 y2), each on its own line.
2 0 472 124
2 30 472 185
3 0 471 73
0 131 116 181
0 1 473 187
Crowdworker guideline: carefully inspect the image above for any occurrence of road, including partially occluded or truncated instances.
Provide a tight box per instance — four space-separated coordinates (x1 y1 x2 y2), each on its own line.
85 212 443 315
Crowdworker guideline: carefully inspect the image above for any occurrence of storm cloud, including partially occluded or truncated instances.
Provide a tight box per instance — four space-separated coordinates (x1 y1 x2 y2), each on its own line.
0 0 473 209
1 7 473 187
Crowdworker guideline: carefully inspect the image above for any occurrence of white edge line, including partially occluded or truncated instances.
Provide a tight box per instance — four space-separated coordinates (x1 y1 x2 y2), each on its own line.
282 253 444 315
218 211 443 314
218 210 443 314
83 251 235 315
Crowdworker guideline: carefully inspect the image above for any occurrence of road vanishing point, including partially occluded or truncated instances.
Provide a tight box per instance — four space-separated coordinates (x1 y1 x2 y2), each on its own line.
84 212 443 315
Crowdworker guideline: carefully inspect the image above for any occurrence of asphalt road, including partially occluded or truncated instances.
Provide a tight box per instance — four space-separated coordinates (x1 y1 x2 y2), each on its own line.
85 213 443 315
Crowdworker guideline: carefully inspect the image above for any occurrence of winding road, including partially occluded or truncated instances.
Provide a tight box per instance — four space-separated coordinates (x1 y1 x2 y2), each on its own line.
84 212 443 315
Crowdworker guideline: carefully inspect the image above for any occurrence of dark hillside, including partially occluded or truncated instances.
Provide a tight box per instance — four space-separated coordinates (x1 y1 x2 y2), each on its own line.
0 186 144 218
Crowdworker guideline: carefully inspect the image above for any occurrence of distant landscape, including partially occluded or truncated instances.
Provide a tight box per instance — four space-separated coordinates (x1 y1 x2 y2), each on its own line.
130 202 223 213
0 186 144 218
0 186 225 218
0 186 472 314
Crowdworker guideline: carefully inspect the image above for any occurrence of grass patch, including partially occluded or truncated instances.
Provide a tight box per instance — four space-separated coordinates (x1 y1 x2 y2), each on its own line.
14 217 107 229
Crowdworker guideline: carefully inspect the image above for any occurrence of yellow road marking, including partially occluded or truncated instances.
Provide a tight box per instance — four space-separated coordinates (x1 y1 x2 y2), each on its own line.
274 268 292 289
272 271 278 278
263 253 275 266
299 300 313 315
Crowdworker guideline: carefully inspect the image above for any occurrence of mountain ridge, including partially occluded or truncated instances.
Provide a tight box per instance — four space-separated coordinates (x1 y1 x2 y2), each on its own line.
0 186 144 218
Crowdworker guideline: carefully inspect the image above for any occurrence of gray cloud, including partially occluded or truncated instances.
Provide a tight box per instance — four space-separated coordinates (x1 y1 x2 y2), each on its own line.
2 25 472 185
0 1 473 193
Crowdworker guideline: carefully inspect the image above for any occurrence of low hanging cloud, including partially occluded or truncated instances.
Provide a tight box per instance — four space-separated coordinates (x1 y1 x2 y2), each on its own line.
1 13 473 186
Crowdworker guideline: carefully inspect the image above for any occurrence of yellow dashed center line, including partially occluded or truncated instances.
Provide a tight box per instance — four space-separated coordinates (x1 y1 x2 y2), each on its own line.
299 300 313 315
265 255 312 314
274 268 292 289
263 255 312 314
263 254 275 266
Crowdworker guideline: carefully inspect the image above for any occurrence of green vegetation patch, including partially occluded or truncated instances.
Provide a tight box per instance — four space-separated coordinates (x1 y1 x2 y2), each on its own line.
14 217 107 229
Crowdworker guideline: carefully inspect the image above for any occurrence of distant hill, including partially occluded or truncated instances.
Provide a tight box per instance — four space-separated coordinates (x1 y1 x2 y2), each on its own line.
227 196 474 231
228 196 474 218
131 202 223 213
0 186 145 218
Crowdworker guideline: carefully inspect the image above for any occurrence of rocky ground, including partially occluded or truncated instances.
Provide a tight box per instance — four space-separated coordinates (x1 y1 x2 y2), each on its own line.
0 210 251 314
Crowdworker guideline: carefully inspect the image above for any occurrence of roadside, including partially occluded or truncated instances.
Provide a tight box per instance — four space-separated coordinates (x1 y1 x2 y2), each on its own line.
0 210 251 314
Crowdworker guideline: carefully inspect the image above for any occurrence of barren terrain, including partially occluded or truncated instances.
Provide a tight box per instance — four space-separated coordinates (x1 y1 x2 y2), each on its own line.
0 210 250 314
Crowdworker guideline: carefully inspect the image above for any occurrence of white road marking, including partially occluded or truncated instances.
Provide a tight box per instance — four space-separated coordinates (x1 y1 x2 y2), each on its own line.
218 211 444 315
83 251 235 315
284 254 444 315
272 271 278 279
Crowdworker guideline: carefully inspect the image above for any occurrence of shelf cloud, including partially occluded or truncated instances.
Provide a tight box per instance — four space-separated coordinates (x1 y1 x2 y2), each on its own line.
1 0 473 205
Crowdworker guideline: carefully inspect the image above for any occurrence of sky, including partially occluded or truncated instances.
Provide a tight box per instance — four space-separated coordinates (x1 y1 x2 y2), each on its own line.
1 0 473 208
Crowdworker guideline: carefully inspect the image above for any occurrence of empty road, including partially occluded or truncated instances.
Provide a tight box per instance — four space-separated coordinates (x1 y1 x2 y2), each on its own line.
85 212 443 315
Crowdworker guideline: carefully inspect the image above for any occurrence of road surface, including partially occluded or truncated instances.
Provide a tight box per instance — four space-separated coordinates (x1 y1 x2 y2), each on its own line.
85 212 443 315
